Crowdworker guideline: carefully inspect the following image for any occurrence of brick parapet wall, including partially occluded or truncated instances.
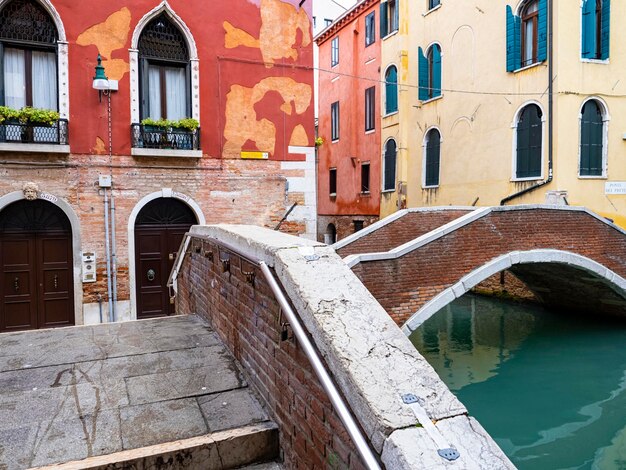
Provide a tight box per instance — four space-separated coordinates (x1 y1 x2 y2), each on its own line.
336 210 471 257
176 238 365 469
351 209 626 326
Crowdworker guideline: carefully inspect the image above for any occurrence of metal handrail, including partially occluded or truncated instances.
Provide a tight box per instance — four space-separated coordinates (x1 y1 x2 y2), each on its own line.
168 233 381 470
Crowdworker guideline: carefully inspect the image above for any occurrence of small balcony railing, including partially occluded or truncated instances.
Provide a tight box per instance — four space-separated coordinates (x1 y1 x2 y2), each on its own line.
0 119 69 145
131 124 200 151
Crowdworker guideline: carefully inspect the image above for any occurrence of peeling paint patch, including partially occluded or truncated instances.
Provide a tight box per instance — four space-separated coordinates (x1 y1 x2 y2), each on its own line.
93 137 106 154
224 77 312 157
227 0 311 66
289 124 309 147
77 8 131 80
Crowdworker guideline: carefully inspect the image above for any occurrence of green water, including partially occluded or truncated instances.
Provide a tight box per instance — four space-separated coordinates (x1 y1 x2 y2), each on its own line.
410 294 626 470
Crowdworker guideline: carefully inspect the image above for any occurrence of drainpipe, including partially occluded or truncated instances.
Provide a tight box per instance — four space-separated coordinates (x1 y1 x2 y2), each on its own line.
103 187 113 323
110 189 118 321
501 0 554 206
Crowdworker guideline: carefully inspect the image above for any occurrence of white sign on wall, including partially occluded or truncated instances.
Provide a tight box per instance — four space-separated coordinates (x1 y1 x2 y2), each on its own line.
605 182 626 195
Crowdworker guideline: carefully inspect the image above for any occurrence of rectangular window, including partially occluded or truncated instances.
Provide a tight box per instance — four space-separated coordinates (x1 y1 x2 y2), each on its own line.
331 37 339 67
388 0 399 34
313 16 316 28
353 220 364 233
325 18 332 27
365 12 376 46
329 168 337 196
3 47 57 110
361 162 371 193
331 101 340 141
365 87 375 131
429 0 440 9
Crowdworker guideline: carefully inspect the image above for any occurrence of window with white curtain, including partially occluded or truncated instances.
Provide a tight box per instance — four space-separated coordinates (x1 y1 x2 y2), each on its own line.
0 0 59 110
138 13 190 122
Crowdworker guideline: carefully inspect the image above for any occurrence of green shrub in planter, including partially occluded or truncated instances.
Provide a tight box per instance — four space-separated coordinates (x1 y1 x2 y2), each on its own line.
0 106 20 124
175 118 199 132
18 107 60 126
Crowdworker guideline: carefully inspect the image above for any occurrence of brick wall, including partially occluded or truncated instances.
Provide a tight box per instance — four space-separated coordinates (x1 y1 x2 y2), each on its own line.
337 209 471 257
0 156 308 309
351 209 626 325
176 236 365 469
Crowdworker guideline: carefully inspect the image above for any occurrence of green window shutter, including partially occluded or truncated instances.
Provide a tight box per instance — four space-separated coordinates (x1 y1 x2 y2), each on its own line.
537 0 548 62
393 0 399 32
432 45 441 97
601 0 610 59
580 100 603 176
506 6 521 72
384 139 397 191
425 129 441 187
516 105 542 178
385 66 398 113
581 0 595 58
0 44 4 107
380 2 388 38
418 47 428 100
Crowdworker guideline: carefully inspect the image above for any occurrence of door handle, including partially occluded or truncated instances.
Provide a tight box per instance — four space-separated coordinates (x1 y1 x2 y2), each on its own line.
147 269 156 282
54 275 58 290
14 277 19 292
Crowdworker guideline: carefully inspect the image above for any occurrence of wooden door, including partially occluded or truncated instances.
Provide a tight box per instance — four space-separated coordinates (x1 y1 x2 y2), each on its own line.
135 198 196 319
0 200 74 332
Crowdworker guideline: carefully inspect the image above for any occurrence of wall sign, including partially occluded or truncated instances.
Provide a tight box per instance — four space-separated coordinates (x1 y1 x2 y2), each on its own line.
241 151 269 160
605 182 626 195
38 192 58 203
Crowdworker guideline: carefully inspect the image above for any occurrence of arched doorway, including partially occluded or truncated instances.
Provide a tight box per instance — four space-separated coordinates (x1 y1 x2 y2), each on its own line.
0 199 74 331
134 198 197 318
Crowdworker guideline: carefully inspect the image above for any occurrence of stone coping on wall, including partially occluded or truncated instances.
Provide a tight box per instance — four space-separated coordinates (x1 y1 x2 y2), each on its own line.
186 224 513 468
342 205 626 268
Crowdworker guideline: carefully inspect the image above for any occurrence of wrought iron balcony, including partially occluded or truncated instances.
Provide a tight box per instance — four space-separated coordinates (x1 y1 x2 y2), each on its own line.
0 119 69 145
131 123 200 151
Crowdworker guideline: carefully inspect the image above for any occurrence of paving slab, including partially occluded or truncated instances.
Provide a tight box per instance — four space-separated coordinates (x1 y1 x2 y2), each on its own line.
0 315 271 470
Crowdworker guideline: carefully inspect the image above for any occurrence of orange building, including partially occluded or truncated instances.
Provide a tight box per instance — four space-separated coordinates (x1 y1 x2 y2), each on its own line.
315 0 381 243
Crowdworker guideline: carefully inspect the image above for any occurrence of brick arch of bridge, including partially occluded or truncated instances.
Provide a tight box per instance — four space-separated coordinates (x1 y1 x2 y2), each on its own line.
347 207 626 330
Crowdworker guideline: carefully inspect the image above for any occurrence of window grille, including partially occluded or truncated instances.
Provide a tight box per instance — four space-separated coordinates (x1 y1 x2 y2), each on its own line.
138 13 189 62
0 0 57 44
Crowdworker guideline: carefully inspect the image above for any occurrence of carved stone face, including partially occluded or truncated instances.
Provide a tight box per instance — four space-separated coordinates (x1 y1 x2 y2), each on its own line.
22 182 39 201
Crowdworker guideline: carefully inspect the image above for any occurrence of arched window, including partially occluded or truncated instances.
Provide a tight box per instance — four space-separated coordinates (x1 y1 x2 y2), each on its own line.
419 44 441 100
383 138 397 191
138 13 190 121
515 104 543 179
580 100 605 177
521 0 539 67
0 0 58 111
384 66 398 115
424 128 441 187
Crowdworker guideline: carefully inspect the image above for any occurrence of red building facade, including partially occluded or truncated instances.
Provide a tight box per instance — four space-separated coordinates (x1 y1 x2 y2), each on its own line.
0 0 315 330
315 0 380 243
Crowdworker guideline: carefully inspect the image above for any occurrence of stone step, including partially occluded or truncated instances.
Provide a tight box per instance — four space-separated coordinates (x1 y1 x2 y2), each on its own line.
31 422 279 470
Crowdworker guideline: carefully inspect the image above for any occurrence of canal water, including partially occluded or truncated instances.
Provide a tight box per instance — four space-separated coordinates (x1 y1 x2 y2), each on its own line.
410 294 626 470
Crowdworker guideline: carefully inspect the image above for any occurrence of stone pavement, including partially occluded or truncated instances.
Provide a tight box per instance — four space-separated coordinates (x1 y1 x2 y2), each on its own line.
0 315 271 469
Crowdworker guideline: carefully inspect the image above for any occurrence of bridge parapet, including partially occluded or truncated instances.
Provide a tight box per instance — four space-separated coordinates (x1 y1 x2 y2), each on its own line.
174 224 513 469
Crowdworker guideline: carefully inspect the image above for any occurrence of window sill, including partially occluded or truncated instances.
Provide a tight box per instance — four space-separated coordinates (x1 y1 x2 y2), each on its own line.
365 129 375 134
510 176 543 182
360 191 371 197
382 30 399 41
383 111 399 118
580 58 609 64
0 143 70 154
131 148 203 158
329 193 337 199
422 184 439 189
421 95 443 105
423 4 442 16
331 139 339 144
381 189 395 193
578 174 607 179
512 62 545 74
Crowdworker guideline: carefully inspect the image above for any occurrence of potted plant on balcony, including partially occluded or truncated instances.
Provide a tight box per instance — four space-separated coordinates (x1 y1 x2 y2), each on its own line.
140 117 199 149
17 107 60 143
170 118 199 150
0 106 19 142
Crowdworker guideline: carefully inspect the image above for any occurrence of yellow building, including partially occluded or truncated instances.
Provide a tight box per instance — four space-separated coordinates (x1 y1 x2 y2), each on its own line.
380 0 626 228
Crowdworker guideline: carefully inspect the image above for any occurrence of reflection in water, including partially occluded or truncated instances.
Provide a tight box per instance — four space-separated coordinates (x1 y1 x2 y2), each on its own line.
410 294 626 470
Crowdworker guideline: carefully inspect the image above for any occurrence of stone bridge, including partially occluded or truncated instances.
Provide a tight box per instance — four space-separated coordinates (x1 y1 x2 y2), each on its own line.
335 206 626 334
